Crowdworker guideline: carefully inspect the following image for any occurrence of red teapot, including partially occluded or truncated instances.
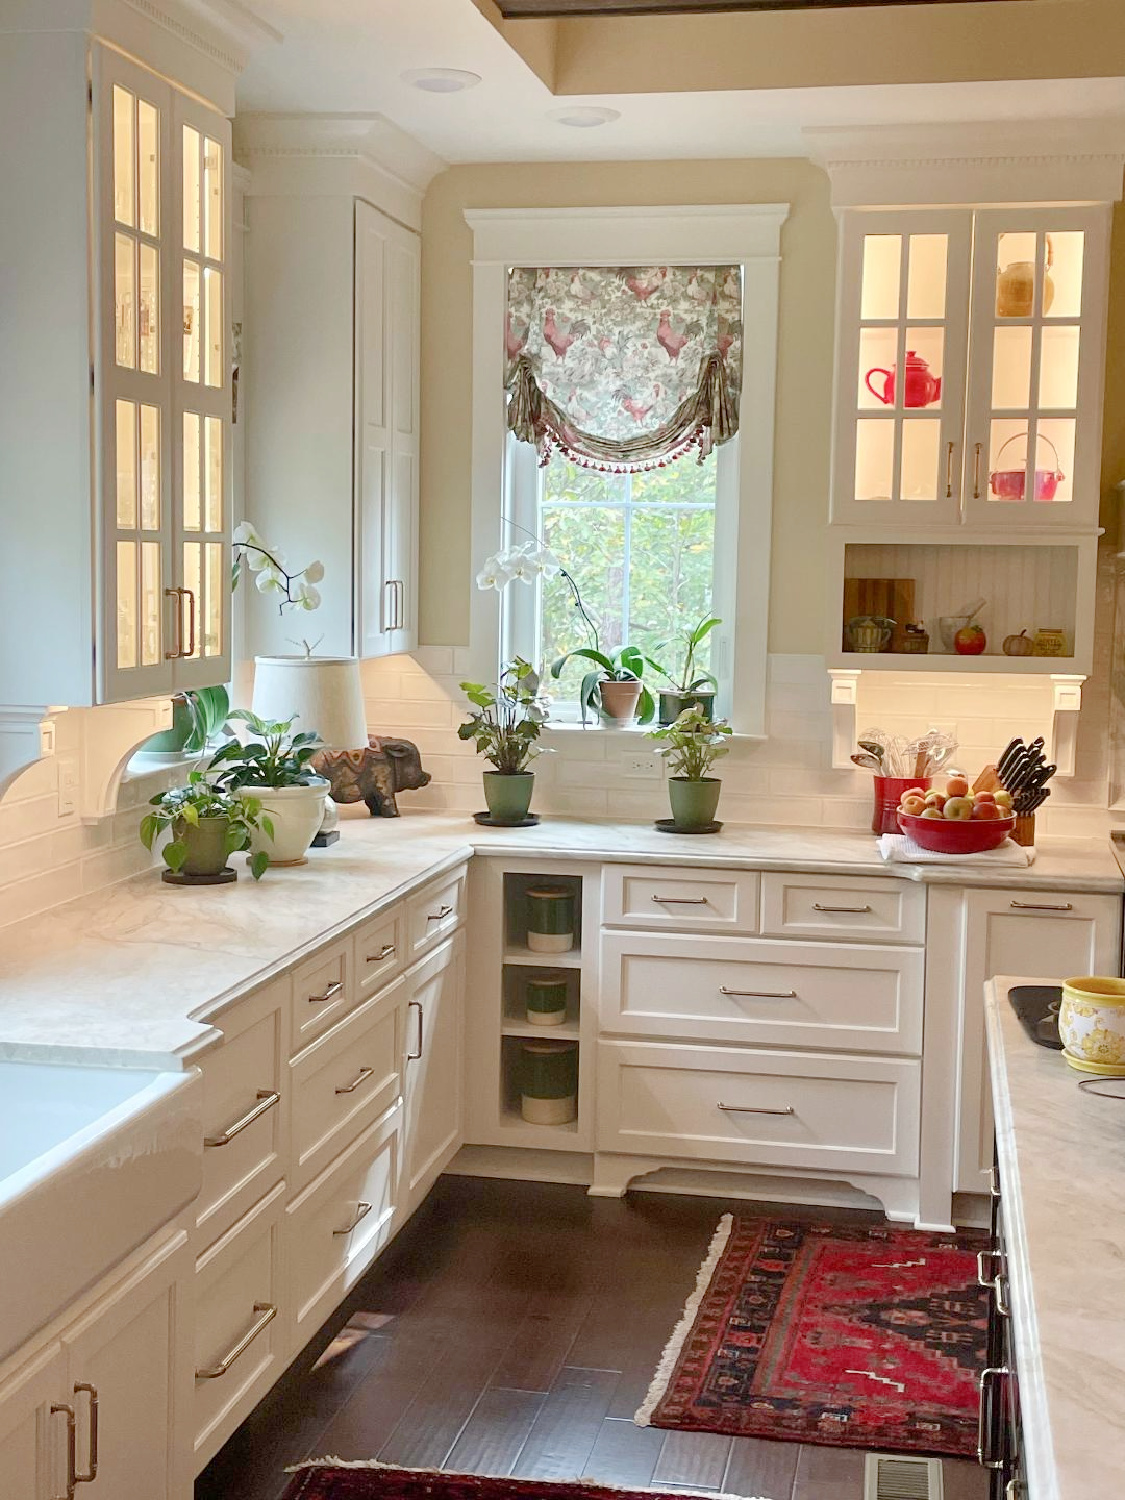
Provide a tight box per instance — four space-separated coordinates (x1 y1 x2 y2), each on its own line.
864 350 941 408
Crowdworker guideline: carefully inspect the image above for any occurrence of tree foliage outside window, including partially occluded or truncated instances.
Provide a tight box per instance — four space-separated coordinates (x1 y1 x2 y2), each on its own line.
538 452 717 710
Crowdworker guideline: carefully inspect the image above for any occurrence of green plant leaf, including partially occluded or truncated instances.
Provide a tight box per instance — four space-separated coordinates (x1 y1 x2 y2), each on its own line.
180 802 199 827
139 814 158 850
552 647 612 679
163 840 187 873
249 850 270 881
260 815 275 842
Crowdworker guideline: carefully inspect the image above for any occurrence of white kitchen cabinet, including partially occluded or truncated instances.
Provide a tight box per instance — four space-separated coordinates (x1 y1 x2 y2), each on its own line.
403 933 465 1207
0 30 231 708
0 1343 67 1500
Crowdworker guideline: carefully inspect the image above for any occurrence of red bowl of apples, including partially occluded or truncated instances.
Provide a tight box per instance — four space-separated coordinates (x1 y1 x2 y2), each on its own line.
895 779 1016 854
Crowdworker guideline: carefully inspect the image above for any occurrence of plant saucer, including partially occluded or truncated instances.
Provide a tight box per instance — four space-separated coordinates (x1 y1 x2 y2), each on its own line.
161 867 237 885
654 818 723 835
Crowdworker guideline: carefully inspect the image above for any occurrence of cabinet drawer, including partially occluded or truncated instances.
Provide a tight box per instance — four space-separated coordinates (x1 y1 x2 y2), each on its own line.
602 865 760 934
407 867 466 959
597 1039 920 1177
760 874 925 945
197 980 287 1249
286 1108 400 1351
600 932 923 1054
290 976 406 1193
292 938 354 1055
193 1183 286 1472
354 907 404 998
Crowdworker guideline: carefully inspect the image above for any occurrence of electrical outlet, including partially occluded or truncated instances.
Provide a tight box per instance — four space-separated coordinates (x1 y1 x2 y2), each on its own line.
57 754 80 818
621 750 662 781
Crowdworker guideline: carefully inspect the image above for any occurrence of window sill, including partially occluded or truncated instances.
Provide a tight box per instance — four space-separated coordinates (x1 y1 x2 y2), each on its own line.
541 722 765 743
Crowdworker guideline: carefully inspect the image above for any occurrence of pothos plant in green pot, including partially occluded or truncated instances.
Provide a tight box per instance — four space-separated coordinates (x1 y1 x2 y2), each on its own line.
458 658 549 823
139 771 272 881
207 711 329 866
550 645 655 726
647 707 733 830
650 616 721 725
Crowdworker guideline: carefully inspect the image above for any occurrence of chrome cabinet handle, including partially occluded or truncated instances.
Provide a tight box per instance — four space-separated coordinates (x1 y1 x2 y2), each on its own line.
945 439 955 498
986 1163 1002 1200
973 441 982 500
651 894 708 905
427 904 454 922
51 1402 77 1500
335 1065 375 1096
993 1272 1011 1320
382 579 394 633
812 903 872 914
718 1102 795 1116
977 1249 1001 1287
73 1384 98 1485
195 1303 277 1379
181 586 197 658
333 1201 373 1236
309 979 344 1004
367 943 396 962
1009 900 1073 912
164 587 183 660
977 1367 1009 1469
395 579 405 631
407 998 424 1060
719 985 797 999
204 1090 280 1148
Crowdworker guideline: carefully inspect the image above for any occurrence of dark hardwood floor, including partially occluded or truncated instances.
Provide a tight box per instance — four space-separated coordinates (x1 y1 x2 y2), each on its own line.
195 1177 988 1500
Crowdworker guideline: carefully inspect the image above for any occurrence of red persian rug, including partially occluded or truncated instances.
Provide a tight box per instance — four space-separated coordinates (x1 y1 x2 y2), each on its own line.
636 1215 988 1458
283 1468 763 1500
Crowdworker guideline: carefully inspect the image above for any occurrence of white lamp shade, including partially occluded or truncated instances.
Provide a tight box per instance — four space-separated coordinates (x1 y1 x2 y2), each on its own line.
251 656 368 751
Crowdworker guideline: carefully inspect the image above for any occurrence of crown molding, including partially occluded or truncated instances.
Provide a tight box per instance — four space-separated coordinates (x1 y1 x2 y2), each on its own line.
120 0 279 74
805 121 1125 208
464 202 790 264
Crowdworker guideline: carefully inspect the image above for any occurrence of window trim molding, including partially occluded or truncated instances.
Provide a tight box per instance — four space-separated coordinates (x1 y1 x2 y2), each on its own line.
465 202 789 736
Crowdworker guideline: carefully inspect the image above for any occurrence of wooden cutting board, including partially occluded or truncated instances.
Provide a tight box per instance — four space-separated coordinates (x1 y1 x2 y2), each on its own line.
842 577 916 653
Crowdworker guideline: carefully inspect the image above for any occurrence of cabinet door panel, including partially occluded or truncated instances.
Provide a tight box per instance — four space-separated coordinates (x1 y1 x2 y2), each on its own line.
956 889 1121 1192
404 933 465 1205
0 1343 67 1500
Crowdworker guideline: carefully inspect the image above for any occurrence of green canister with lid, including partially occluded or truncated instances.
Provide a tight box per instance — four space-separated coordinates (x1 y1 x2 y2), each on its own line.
520 1039 578 1124
526 884 575 953
525 971 569 1027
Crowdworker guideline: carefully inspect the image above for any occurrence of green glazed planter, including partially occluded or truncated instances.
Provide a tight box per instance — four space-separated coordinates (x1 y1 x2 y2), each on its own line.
657 689 716 726
173 814 231 877
668 777 722 830
483 771 535 823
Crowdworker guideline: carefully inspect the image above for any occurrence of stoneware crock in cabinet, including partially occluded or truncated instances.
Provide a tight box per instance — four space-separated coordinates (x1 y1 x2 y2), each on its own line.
1058 976 1125 1074
526 885 575 953
240 779 329 867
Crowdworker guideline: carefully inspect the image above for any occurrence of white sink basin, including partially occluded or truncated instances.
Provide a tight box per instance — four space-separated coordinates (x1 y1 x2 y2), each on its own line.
0 1060 202 1361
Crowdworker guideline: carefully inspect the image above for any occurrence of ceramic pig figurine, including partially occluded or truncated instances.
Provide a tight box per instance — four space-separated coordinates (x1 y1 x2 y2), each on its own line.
313 736 431 818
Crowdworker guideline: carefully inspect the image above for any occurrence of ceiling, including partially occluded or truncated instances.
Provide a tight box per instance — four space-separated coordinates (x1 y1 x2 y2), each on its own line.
495 0 1013 12
235 0 1125 168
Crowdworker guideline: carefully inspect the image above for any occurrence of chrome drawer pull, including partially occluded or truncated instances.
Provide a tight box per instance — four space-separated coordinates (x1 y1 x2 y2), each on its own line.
51 1402 77 1500
333 1201 373 1235
309 979 344 1004
427 904 454 922
72 1384 98 1485
718 1102 795 1116
651 894 708 905
196 1303 277 1379
335 1066 375 1096
993 1273 1011 1320
1009 900 1073 912
977 1366 1009 1469
812 903 872 914
977 1249 1000 1287
204 1090 280 1148
986 1163 1002 1200
407 998 424 1060
367 943 396 962
719 986 797 1000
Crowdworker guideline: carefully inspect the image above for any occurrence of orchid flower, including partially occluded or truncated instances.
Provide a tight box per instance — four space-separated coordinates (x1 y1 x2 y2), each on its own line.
232 521 325 617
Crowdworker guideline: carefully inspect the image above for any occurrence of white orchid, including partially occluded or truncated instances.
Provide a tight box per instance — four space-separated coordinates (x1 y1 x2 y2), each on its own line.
476 554 515 592
233 521 325 616
476 541 562 591
302 560 325 584
507 550 539 585
254 566 286 595
232 520 260 547
292 580 321 611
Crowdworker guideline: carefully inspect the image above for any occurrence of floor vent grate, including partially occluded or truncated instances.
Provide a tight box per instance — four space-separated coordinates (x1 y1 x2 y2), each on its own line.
864 1454 944 1500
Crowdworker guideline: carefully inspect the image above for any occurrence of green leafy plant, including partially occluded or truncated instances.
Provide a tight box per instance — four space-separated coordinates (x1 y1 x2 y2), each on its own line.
646 707 732 780
207 710 325 790
139 771 273 880
649 616 720 695
549 645 655 725
458 658 549 773
183 684 231 754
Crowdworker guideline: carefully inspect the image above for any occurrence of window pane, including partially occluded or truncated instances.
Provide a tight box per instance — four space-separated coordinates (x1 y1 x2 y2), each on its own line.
141 541 161 665
138 99 158 236
113 86 134 227
1039 325 1081 409
900 420 940 501
855 420 895 501
204 268 223 387
183 260 200 381
204 138 223 260
860 235 900 321
205 542 223 656
992 327 1032 410
139 242 159 373
1046 232 1084 318
140 404 160 530
115 233 135 368
117 541 136 669
183 412 201 530
204 416 223 531
183 125 200 252
115 400 136 528
183 543 201 659
906 234 947 320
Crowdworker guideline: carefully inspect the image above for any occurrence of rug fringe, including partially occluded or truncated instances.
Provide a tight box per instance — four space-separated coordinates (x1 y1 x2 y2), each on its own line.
633 1212 733 1429
287 1457 764 1500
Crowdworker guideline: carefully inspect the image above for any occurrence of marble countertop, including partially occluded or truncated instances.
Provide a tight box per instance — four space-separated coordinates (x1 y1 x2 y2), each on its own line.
0 811 1119 1068
985 977 1125 1500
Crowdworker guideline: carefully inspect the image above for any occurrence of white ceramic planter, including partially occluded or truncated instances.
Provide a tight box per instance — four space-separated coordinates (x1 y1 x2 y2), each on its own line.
240 780 329 867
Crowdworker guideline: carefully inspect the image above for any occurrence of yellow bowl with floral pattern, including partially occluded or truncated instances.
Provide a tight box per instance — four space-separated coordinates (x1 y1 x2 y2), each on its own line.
1059 977 1125 1075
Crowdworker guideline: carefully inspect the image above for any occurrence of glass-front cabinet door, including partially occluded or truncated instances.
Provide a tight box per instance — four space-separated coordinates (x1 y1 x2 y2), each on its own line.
95 46 230 703
963 206 1110 531
831 210 972 526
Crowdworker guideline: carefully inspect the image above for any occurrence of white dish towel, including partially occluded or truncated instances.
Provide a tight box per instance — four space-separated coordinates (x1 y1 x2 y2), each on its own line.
877 832 1036 867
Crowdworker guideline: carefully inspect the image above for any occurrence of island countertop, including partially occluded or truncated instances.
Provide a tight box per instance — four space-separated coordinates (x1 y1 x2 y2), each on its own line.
0 812 1119 1066
985 976 1125 1500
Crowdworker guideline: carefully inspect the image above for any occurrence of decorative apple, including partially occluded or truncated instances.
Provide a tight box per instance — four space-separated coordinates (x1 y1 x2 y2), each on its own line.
955 624 986 655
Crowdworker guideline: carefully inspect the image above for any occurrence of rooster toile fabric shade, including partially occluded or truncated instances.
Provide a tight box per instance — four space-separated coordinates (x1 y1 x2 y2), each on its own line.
505 264 743 472
251 656 368 751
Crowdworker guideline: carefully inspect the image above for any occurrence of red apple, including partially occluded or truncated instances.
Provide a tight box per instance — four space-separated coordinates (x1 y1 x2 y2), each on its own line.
946 776 970 799
955 624 986 655
972 801 1001 820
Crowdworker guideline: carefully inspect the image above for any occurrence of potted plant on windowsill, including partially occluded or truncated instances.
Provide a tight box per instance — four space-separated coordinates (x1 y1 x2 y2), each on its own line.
458 657 549 823
647 707 733 830
550 645 655 726
139 771 272 882
650 616 721 725
207 711 329 866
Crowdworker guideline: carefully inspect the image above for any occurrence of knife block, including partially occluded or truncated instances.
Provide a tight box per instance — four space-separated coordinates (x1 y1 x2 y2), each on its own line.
1012 813 1036 847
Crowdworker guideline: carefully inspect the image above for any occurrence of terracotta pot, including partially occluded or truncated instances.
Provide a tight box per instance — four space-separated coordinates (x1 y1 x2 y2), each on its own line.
598 679 642 722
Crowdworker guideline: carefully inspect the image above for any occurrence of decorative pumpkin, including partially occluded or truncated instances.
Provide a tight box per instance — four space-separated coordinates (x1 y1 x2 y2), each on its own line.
1003 630 1034 658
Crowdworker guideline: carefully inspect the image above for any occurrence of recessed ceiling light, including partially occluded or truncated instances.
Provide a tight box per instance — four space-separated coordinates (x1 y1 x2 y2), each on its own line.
547 105 621 128
402 68 482 93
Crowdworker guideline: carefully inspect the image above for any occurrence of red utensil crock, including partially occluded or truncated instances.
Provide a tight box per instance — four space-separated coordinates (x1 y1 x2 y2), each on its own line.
872 775 932 835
